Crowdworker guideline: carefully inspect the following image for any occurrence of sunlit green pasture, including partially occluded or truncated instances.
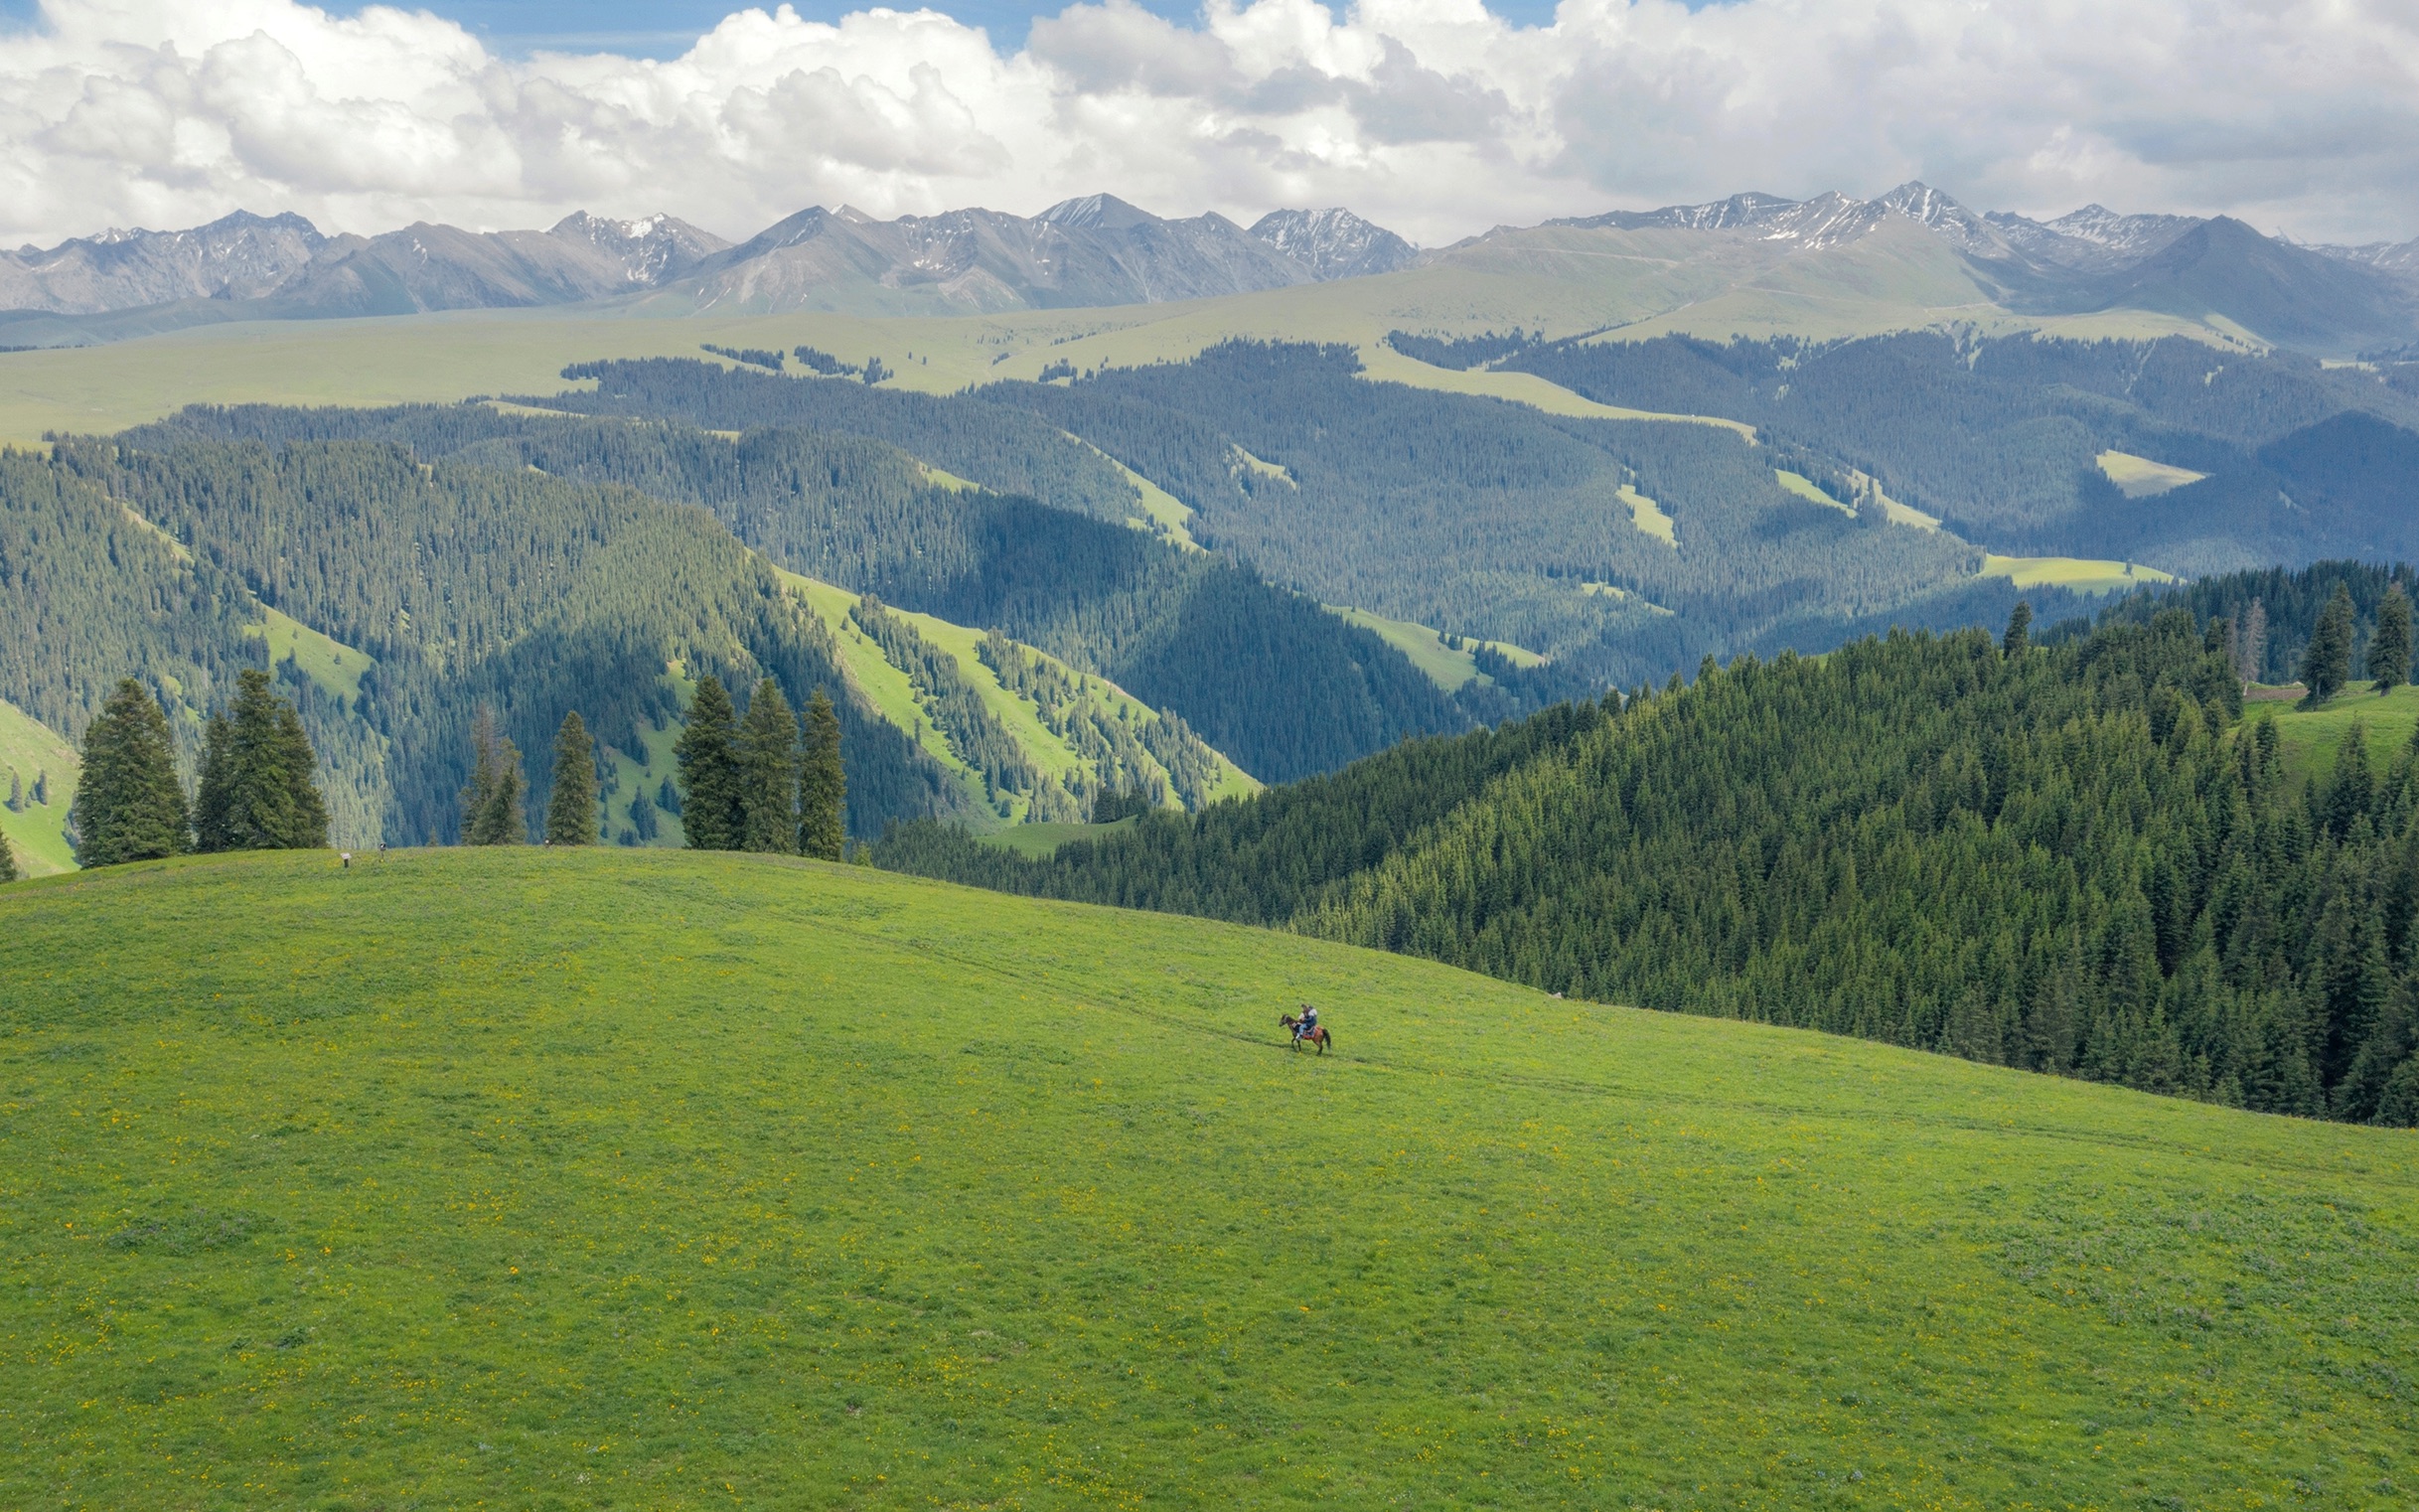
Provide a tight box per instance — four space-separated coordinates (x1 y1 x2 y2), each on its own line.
0 695 76 876
2260 682 2419 782
2096 450 2209 499
2 848 2414 1509
1323 606 1545 692
973 817 1140 858
1981 554 2179 595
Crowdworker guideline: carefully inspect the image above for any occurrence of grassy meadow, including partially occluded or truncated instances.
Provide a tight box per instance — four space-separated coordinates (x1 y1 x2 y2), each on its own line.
2261 682 2419 782
2 848 2414 1508
1322 607 1545 692
0 696 77 876
1981 555 2180 596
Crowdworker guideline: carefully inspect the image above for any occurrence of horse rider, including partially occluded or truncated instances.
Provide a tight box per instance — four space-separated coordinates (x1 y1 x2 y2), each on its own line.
1292 1002 1319 1043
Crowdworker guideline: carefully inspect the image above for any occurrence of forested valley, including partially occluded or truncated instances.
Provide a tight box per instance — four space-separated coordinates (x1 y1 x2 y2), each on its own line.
526 351 2110 688
882 563 2419 1125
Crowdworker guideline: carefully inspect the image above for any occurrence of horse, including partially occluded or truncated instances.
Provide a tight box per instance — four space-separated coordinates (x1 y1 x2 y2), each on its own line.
1279 1011 1332 1055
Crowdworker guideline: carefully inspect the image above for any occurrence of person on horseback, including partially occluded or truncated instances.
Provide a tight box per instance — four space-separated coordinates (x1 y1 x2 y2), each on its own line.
1292 1002 1319 1044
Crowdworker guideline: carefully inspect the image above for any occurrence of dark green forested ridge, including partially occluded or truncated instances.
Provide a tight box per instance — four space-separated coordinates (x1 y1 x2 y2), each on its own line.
883 570 2419 1125
546 359 1143 523
8 434 964 844
975 342 1987 681
876 699 1613 926
128 402 1477 782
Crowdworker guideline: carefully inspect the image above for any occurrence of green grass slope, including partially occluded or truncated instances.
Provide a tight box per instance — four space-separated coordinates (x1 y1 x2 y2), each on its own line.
3 849 2415 1508
0 695 77 875
2262 682 2419 782
791 571 1257 823
1324 605 1545 691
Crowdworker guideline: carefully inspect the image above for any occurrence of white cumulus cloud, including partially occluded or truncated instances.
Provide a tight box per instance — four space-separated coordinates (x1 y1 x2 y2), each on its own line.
2 0 2416 250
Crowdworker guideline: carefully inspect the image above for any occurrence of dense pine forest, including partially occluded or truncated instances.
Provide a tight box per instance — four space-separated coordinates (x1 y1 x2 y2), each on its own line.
882 567 2419 1124
127 402 1477 780
519 352 2101 688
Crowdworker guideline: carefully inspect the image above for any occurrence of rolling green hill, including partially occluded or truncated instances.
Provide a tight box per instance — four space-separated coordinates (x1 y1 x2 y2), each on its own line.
881 594 2419 1127
2 847 2414 1507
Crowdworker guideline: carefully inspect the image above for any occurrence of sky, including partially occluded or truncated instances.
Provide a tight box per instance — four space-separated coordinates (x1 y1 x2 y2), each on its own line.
4 0 2418 251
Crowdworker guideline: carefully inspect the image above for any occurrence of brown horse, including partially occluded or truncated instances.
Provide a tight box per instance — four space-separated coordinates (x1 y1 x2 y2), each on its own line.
1279 1010 1332 1054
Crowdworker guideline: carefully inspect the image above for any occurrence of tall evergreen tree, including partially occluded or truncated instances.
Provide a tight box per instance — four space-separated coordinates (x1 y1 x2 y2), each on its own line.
211 670 330 850
461 708 526 845
192 712 236 852
2002 600 2032 659
2302 582 2355 703
799 687 846 860
0 830 18 882
675 676 743 850
460 707 504 841
737 680 801 854
2236 598 2268 683
72 678 191 866
2370 584 2413 693
544 711 600 845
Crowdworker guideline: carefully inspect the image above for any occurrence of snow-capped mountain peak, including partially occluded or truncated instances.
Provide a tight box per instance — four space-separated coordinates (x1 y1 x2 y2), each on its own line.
1248 208 1421 279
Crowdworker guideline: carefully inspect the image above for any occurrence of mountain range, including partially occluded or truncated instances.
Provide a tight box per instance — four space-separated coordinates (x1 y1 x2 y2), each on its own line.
0 197 1419 337
3 182 2415 355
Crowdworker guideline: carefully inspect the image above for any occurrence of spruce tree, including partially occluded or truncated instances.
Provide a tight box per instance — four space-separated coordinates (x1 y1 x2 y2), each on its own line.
674 676 743 850
461 709 526 844
264 698 329 848
72 678 191 866
799 687 846 860
2002 600 2032 659
460 707 503 840
2302 583 2355 704
193 712 236 852
2371 584 2413 693
545 711 600 845
215 670 329 850
0 830 18 882
737 680 801 853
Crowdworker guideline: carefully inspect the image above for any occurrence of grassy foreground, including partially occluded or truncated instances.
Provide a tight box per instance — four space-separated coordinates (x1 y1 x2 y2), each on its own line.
2 850 2415 1510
